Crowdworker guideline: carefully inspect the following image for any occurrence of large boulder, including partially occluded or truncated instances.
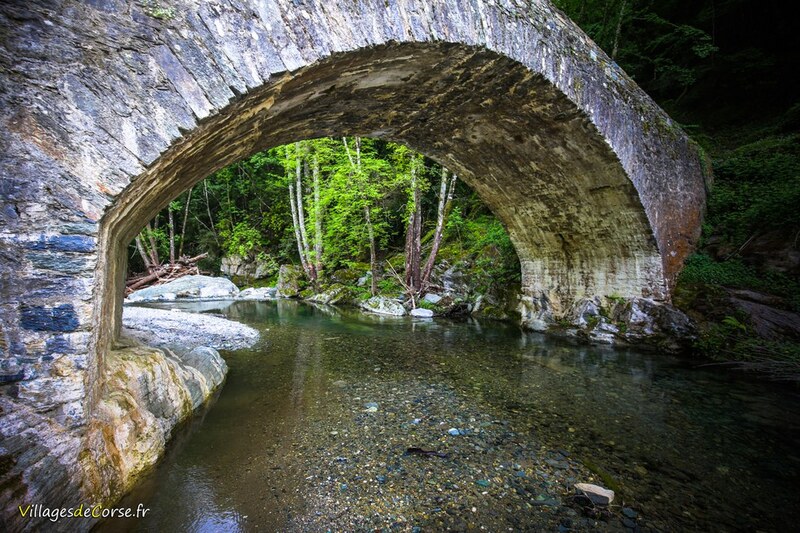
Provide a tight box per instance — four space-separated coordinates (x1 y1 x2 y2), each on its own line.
614 297 696 349
238 287 278 300
360 296 406 316
126 275 239 303
559 296 696 351
276 264 303 298
307 283 352 305
220 254 279 281
122 306 260 351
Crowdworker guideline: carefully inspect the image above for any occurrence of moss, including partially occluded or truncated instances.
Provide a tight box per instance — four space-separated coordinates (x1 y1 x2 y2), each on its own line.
299 288 315 299
580 457 623 495
142 1 176 20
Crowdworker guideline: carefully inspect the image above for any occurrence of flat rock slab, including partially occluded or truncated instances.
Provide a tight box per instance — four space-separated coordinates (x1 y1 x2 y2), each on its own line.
126 275 239 303
122 306 259 351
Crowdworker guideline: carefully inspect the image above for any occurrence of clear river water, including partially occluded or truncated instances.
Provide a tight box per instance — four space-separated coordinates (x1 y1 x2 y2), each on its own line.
100 299 800 532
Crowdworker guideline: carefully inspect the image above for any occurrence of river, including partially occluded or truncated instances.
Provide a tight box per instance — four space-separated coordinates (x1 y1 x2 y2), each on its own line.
100 299 800 532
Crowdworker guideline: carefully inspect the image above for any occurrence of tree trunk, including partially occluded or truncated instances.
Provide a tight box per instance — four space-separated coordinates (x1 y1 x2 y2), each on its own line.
135 235 153 273
203 179 219 246
288 143 316 283
178 186 193 259
364 205 378 297
296 143 316 282
297 156 315 282
289 171 310 278
312 151 323 274
344 136 377 295
404 161 422 294
421 170 457 290
145 222 160 267
611 0 627 60
168 207 176 266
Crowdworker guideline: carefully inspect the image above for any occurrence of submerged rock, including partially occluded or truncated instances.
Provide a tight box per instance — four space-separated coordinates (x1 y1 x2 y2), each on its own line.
126 275 239 303
574 483 615 505
361 296 406 316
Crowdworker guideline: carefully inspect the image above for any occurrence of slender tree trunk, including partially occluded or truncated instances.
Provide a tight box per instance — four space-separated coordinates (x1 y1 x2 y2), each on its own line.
135 235 153 273
404 161 422 294
288 143 316 283
343 136 377 295
145 222 160 267
289 179 310 277
312 152 323 274
611 0 627 60
364 205 378 296
178 186 193 259
296 143 316 282
297 157 315 281
421 170 457 290
353 137 377 295
168 207 176 266
203 179 219 246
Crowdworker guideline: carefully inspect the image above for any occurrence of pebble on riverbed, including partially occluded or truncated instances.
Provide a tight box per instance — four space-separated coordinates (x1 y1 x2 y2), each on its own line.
283 380 633 531
574 482 615 505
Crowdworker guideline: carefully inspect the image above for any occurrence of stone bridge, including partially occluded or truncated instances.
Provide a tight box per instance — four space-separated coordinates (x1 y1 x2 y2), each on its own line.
0 0 706 529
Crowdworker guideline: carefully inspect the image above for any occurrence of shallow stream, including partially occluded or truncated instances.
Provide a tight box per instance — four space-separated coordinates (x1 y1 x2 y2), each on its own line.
101 300 800 532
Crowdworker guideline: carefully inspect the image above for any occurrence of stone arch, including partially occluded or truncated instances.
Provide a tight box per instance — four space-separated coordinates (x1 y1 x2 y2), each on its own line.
0 0 706 524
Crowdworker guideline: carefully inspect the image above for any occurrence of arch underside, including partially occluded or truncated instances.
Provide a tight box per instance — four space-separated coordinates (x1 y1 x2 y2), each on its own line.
101 42 664 344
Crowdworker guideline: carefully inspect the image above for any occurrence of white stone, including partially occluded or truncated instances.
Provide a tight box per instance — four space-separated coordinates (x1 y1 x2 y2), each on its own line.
575 483 615 505
410 308 434 318
423 293 442 304
239 287 278 300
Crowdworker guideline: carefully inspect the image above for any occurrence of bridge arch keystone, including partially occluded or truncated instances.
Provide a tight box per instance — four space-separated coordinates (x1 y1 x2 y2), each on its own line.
0 0 705 526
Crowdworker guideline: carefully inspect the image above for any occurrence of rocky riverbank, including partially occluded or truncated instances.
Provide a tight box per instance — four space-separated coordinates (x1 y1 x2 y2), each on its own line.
123 268 697 353
122 306 260 351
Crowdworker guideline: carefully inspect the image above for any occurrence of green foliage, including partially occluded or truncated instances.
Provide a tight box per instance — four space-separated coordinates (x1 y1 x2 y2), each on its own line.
443 210 521 292
377 278 403 295
679 254 800 307
127 136 522 310
708 134 800 246
696 310 800 368
218 220 264 258
142 0 175 20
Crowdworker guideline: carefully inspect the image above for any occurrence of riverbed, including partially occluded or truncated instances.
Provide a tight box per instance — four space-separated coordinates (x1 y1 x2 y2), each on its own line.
100 299 800 531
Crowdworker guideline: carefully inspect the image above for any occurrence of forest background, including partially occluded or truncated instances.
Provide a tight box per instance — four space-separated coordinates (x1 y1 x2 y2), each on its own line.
128 0 800 371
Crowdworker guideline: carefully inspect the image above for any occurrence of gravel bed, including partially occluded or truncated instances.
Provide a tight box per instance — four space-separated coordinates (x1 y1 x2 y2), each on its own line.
286 380 630 532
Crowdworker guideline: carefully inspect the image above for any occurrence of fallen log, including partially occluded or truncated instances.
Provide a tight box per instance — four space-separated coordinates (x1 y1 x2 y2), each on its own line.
125 253 208 293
